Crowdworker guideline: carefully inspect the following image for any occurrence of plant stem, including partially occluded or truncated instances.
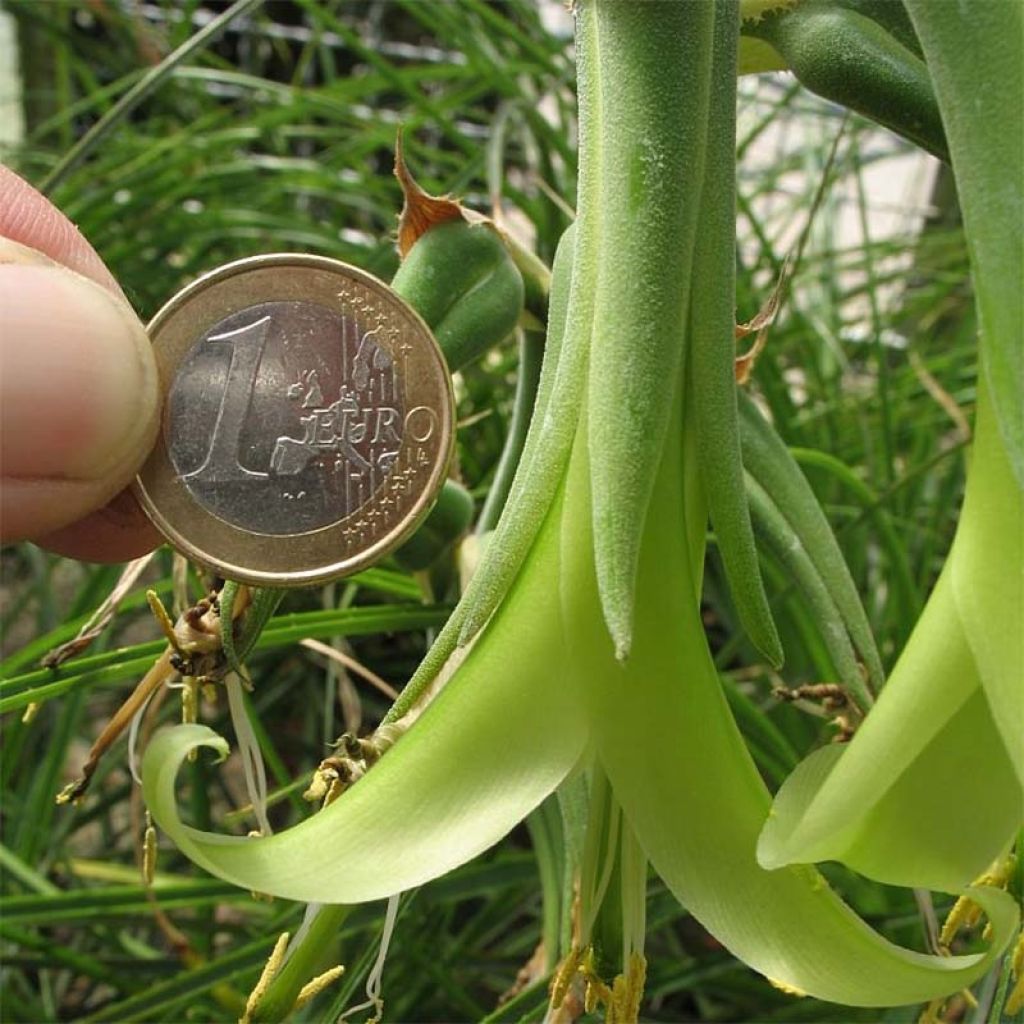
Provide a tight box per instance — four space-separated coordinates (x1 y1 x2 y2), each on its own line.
250 903 351 1023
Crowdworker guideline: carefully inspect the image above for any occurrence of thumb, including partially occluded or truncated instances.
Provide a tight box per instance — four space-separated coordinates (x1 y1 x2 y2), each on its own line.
0 240 160 542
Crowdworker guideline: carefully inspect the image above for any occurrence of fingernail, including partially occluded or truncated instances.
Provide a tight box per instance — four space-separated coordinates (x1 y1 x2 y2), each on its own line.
0 262 159 482
0 236 59 269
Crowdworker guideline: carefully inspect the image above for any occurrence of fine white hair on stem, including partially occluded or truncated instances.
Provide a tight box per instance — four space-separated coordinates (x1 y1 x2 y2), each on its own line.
284 901 323 965
339 892 401 1022
224 672 272 836
128 687 160 785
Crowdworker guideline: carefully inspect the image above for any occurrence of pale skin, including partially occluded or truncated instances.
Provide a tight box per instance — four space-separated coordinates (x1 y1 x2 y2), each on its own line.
0 164 161 561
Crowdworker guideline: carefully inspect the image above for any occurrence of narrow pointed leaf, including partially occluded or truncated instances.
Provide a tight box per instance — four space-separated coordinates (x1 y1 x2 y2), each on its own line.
457 220 586 646
746 473 869 708
740 392 885 695
693 1 783 670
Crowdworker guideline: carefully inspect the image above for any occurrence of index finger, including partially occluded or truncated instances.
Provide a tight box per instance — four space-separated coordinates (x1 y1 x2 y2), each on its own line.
0 164 124 297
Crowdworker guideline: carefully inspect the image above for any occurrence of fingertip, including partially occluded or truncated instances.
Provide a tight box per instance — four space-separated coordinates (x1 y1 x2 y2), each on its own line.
0 261 160 539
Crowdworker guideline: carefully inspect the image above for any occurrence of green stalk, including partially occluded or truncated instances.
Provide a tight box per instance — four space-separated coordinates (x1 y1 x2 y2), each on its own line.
249 904 350 1023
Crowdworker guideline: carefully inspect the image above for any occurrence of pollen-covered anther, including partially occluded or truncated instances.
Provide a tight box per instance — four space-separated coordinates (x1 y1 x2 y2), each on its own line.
1005 931 1024 1014
939 854 1017 949
294 964 346 1011
241 931 290 1024
548 946 581 1011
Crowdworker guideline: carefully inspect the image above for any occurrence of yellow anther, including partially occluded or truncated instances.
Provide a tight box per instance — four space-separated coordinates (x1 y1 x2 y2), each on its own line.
620 951 646 1022
1006 932 1024 1015
241 931 290 1024
574 946 642 1022
1007 976 1024 1016
21 702 39 724
940 854 1016 948
549 946 580 1010
303 768 331 804
294 964 345 1010
940 895 975 947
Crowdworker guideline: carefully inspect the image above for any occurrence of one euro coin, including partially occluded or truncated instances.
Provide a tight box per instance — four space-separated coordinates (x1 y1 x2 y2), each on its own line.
134 253 454 586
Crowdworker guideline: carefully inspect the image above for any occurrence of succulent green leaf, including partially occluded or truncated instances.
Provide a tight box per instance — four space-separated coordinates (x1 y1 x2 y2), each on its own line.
740 393 885 698
391 220 524 372
431 256 524 373
749 2 947 160
585 0 715 660
693 1 783 670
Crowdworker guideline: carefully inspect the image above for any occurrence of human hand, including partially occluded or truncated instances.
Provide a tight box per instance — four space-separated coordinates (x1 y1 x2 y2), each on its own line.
0 165 161 561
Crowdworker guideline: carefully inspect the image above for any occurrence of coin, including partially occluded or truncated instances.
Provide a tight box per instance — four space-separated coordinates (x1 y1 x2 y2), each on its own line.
134 253 454 586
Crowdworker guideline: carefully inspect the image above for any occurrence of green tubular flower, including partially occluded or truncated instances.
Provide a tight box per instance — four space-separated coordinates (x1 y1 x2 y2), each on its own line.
145 0 1020 1009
